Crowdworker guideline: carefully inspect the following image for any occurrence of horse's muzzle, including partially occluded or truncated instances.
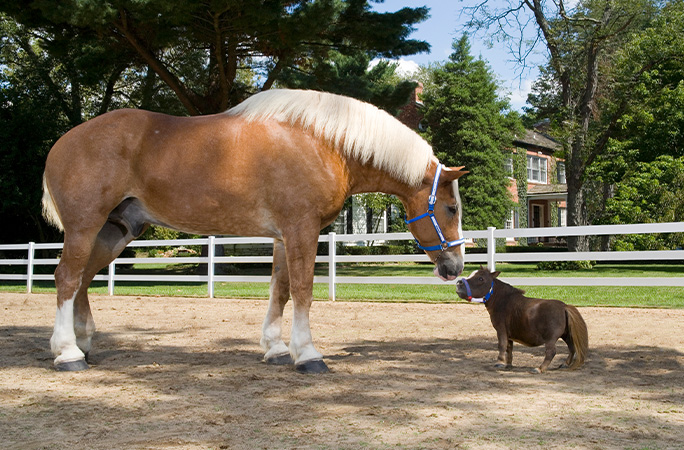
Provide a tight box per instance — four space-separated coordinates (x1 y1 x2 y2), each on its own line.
434 251 464 281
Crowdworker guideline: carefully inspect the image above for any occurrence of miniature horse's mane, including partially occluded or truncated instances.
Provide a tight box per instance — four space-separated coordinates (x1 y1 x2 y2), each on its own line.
226 89 434 187
494 277 526 298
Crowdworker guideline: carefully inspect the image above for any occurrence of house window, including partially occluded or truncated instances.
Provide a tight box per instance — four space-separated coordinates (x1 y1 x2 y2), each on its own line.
505 209 515 229
527 155 547 183
557 162 566 184
504 157 514 176
558 207 567 227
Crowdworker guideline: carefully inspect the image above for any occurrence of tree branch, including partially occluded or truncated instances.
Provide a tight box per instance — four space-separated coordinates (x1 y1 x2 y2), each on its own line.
113 8 202 115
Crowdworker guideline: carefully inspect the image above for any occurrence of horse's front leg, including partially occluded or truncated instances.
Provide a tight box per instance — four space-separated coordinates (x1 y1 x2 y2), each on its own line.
261 239 294 365
494 333 512 370
283 230 328 374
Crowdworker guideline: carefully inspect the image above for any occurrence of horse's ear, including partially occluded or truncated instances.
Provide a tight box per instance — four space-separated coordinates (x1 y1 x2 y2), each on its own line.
441 166 468 182
479 264 485 271
492 271 501 278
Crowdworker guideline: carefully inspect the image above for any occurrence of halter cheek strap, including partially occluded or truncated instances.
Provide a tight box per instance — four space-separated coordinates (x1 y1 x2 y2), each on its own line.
461 278 494 304
405 164 465 252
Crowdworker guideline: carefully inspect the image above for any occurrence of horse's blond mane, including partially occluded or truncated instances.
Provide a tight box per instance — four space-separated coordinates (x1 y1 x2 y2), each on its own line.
225 89 433 187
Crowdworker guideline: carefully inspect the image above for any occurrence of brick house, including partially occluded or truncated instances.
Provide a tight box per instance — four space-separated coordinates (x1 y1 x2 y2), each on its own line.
506 127 567 241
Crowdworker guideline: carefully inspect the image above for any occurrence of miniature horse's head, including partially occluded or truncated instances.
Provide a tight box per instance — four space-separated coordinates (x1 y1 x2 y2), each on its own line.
456 266 500 301
404 163 468 281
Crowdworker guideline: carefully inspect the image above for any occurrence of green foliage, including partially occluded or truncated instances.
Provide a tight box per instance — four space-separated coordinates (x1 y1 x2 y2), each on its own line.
1 0 430 114
421 35 522 230
512 149 528 241
536 260 595 271
278 51 418 115
602 156 684 250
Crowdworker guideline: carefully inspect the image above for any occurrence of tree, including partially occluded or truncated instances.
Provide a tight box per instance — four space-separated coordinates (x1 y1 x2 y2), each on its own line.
465 0 680 251
1 0 430 115
602 156 684 250
420 36 522 231
279 50 418 115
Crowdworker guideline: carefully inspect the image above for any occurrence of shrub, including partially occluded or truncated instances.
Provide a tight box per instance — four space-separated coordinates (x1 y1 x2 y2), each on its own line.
536 260 595 271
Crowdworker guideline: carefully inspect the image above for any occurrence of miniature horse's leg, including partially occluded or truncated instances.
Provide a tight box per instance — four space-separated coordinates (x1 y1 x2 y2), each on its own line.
282 226 328 374
261 239 294 365
533 341 557 374
494 333 513 370
560 335 576 368
505 339 513 367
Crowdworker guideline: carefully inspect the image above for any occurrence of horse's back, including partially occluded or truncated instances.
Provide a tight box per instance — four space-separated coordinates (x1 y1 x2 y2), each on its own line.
43 108 351 237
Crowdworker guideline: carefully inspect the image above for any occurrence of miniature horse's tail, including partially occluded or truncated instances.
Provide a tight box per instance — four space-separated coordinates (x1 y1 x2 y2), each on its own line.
565 305 588 369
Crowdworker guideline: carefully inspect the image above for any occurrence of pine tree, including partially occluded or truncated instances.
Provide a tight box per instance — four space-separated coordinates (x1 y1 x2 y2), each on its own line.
421 35 522 230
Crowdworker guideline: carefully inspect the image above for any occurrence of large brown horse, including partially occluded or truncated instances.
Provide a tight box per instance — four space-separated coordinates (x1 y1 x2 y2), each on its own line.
42 89 467 374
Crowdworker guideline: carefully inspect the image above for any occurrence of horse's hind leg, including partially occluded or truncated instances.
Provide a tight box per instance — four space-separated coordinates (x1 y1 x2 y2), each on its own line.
261 239 294 365
560 335 576 368
51 226 103 371
533 341 557 374
74 221 142 358
52 202 147 370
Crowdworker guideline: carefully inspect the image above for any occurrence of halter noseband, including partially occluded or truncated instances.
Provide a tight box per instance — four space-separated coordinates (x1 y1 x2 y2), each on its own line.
405 163 465 252
461 278 494 303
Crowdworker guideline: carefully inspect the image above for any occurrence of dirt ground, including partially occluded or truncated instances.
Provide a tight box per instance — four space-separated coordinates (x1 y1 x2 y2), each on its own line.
1 293 683 450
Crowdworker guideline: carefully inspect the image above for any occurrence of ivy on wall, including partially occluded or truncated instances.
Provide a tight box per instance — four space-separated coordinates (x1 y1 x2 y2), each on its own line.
513 149 528 245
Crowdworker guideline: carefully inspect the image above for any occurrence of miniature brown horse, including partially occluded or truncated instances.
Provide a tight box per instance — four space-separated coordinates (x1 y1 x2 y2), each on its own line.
456 267 588 373
42 89 468 374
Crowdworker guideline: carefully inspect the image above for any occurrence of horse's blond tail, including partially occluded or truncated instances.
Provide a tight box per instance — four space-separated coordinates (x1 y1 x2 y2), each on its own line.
41 174 64 231
566 305 588 369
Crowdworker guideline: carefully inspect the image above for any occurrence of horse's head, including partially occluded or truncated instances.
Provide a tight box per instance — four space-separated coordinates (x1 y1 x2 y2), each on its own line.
404 162 468 281
456 266 500 301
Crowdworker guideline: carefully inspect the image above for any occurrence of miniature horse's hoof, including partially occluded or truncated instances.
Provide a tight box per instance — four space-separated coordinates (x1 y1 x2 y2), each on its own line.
530 368 543 374
54 359 90 372
265 353 294 365
494 363 512 371
295 359 329 374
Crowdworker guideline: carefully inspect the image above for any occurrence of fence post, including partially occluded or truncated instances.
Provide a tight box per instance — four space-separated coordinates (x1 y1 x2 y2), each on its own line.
26 242 35 293
207 236 215 298
487 227 496 272
108 261 116 296
328 232 336 301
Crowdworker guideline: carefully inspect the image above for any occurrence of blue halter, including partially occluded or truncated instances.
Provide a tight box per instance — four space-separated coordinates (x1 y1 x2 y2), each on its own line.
461 278 494 303
405 164 466 252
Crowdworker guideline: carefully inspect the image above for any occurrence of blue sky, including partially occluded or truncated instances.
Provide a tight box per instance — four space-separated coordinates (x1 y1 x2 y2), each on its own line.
371 1 547 112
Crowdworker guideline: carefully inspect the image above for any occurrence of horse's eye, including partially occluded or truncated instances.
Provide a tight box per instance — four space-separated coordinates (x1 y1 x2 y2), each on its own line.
447 205 457 215
478 277 484 282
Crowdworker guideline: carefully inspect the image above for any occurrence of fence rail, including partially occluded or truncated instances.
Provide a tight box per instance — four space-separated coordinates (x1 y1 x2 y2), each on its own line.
1 222 683 300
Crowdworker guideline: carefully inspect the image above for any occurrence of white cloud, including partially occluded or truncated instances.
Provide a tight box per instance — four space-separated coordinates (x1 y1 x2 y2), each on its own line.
506 78 534 113
369 58 421 78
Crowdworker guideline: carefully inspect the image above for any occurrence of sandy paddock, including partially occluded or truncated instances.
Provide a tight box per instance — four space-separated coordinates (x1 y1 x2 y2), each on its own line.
1 292 683 449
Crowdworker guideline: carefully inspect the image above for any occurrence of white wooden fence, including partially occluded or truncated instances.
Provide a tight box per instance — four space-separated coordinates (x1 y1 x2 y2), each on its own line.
1 222 683 300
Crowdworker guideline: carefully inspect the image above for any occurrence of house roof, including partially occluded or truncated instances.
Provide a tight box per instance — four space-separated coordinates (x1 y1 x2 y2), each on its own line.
528 183 567 200
514 130 561 152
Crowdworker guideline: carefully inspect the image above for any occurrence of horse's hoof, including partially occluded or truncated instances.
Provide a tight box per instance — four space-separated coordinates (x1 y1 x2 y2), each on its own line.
295 359 329 374
265 353 294 365
530 368 543 374
494 363 512 371
54 359 90 371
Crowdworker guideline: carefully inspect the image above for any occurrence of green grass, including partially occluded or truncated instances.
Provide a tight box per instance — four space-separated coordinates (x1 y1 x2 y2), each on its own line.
3 262 683 308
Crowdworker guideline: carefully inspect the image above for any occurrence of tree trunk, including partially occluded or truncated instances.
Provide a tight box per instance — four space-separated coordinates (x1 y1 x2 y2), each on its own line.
565 153 590 252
